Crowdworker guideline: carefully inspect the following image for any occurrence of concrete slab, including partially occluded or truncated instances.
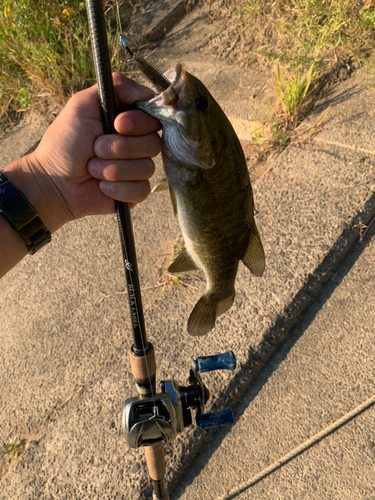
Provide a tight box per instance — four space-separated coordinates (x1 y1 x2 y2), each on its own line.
127 0 198 44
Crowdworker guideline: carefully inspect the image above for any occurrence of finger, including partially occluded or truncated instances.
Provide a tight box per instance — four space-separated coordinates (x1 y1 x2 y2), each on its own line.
113 72 155 107
88 158 155 182
94 132 161 160
99 180 151 205
64 73 154 123
114 109 161 136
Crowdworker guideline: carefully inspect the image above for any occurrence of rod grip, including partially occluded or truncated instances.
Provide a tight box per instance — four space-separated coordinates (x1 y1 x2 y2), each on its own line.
144 443 166 480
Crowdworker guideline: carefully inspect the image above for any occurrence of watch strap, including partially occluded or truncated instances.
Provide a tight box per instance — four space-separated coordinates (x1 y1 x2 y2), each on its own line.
0 172 51 255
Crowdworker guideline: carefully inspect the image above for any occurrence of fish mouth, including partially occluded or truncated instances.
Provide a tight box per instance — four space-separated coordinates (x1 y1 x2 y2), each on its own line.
140 62 182 110
164 62 182 90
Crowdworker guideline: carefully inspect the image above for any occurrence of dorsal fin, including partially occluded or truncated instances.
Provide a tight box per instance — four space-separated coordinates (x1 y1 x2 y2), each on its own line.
241 224 265 277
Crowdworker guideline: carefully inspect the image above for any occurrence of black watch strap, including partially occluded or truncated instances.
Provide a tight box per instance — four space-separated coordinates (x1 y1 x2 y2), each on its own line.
0 172 51 255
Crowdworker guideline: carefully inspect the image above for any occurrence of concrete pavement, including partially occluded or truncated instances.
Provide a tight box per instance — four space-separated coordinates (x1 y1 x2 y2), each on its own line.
1 1 375 498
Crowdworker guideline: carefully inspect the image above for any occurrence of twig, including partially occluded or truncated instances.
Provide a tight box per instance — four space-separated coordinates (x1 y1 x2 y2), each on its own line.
142 282 166 291
218 392 375 500
298 178 375 203
313 137 375 157
166 273 200 290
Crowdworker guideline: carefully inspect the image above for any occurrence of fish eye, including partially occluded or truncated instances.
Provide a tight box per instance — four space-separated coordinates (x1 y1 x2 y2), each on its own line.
196 96 209 112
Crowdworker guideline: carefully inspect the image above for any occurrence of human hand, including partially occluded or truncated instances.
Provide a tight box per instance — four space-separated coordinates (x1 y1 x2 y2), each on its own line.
4 73 161 233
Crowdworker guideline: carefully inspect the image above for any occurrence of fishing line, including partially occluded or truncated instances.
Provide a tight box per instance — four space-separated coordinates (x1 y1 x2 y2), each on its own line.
116 0 123 35
115 1 171 95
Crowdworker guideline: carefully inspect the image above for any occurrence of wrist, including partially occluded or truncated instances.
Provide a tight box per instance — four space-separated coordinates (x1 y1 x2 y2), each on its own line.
2 153 71 234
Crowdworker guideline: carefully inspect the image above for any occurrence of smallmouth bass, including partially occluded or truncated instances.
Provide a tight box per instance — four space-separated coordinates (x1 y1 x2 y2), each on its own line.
137 62 265 336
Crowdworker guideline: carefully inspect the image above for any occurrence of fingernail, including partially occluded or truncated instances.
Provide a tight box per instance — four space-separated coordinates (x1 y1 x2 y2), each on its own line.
95 137 112 158
99 180 113 195
119 116 133 134
88 157 102 177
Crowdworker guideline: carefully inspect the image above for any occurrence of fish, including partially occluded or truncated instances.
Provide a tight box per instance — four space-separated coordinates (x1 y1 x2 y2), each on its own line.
136 62 265 336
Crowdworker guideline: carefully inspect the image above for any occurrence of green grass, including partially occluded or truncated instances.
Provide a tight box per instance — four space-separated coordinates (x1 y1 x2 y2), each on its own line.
1 0 375 137
2 437 26 460
0 0 134 126
237 0 375 70
269 62 317 146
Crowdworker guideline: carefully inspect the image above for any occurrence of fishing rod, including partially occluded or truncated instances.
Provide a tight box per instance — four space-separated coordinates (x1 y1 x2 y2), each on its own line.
84 1 237 498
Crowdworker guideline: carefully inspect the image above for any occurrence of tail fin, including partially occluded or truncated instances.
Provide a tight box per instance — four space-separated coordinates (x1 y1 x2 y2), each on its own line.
187 292 235 336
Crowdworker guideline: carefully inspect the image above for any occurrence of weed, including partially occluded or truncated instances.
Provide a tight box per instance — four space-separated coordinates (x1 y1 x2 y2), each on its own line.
2 437 26 460
245 62 321 158
173 273 187 286
0 0 136 127
362 9 375 29
237 0 375 68
270 62 317 145
354 220 368 240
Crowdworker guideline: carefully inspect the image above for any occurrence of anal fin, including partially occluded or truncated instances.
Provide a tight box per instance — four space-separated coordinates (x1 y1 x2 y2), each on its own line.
241 223 265 277
168 248 198 273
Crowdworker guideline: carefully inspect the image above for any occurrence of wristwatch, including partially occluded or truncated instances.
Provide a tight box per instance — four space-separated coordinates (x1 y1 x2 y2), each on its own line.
0 171 51 255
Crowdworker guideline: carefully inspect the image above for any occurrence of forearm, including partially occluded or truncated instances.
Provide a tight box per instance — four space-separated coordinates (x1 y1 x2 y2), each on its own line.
0 155 70 278
0 212 28 279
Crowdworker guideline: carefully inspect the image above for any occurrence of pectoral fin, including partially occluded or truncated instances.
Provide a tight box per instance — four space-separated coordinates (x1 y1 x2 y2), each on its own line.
152 179 177 217
168 248 198 273
169 186 177 218
151 178 169 192
241 224 265 277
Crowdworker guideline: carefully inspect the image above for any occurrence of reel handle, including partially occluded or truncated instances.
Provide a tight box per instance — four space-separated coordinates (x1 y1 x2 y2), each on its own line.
197 351 236 373
197 408 234 430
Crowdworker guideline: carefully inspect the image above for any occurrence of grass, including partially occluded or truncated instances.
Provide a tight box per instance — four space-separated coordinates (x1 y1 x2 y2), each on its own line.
269 62 317 145
2 437 26 461
0 0 137 128
211 0 375 154
1 0 375 145
245 62 328 157
235 0 375 69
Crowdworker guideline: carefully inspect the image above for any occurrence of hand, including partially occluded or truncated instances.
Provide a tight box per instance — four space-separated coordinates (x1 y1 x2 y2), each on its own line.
4 73 161 233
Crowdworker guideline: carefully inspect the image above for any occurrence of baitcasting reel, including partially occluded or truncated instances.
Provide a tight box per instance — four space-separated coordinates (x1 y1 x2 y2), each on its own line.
122 351 236 449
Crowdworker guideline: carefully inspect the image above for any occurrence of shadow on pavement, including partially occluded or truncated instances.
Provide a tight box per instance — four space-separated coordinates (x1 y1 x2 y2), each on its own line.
172 218 375 499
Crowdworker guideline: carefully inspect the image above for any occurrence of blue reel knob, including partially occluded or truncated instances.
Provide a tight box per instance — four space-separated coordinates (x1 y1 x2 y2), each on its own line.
196 408 234 430
197 351 236 374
